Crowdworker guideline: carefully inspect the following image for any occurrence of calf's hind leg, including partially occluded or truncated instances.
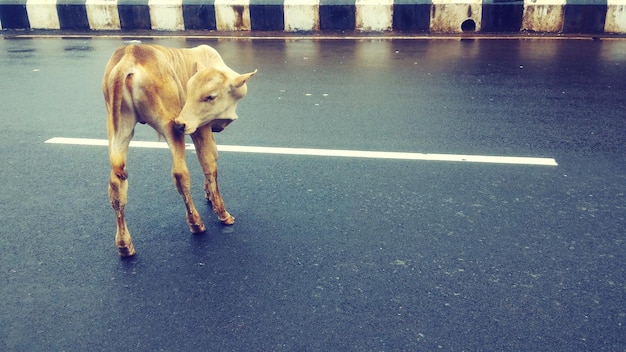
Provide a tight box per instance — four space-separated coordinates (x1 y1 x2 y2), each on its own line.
108 130 136 257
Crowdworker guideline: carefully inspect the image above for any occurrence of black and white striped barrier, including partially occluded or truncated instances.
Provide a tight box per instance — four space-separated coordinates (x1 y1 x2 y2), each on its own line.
1 0 625 34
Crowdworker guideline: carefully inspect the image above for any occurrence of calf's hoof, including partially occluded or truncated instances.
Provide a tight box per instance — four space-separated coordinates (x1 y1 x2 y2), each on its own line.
219 213 235 225
118 244 136 257
189 222 207 234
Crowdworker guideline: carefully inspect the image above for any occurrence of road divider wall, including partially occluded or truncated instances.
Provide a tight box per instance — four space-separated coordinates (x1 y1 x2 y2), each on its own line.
0 0 625 34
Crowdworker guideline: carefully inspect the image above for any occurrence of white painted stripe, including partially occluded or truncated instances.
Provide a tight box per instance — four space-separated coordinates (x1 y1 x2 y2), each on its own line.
85 0 121 30
605 1 626 33
430 0 483 33
284 0 320 32
522 0 566 33
45 137 558 166
355 0 393 32
523 0 566 5
149 0 185 31
26 0 61 30
431 0 482 4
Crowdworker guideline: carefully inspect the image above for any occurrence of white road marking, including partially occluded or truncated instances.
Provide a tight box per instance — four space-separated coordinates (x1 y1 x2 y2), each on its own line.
45 137 558 166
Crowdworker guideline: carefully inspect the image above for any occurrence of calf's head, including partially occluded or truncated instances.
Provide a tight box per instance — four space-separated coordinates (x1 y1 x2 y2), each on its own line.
175 65 256 135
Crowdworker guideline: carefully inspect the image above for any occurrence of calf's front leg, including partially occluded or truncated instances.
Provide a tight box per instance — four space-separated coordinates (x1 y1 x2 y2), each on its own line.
191 126 235 225
167 132 206 234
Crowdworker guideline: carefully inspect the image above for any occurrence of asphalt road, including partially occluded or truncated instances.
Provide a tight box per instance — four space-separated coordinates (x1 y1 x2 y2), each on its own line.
1 36 625 351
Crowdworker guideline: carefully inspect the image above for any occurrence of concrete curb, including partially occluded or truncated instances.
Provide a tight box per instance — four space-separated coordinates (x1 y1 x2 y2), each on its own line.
1 0 625 34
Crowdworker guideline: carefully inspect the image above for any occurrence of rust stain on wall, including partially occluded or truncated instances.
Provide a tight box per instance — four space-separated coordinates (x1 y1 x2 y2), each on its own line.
522 5 565 33
215 4 250 31
233 5 245 31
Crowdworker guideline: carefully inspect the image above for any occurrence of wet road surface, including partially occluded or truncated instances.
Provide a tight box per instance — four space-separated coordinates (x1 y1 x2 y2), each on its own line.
1 36 625 350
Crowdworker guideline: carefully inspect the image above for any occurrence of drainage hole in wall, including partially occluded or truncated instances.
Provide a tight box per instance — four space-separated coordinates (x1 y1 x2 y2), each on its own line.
461 19 476 32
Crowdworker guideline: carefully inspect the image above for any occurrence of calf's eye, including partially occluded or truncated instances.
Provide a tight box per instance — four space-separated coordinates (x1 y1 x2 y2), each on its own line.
203 94 217 102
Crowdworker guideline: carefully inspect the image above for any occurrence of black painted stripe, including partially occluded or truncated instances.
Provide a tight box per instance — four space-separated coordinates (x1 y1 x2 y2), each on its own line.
250 0 284 31
563 0 607 33
319 0 356 31
57 0 90 30
392 2 431 32
481 0 524 33
117 0 151 30
0 0 30 29
183 0 217 30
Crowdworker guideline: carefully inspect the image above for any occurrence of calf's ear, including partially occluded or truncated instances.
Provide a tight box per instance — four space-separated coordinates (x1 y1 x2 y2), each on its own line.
232 69 257 88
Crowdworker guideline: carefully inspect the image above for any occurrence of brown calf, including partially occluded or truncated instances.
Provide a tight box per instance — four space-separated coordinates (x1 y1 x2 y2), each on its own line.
102 44 255 257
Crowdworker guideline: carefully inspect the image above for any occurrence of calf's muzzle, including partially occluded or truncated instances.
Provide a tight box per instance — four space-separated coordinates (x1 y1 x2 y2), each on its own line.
174 122 186 134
